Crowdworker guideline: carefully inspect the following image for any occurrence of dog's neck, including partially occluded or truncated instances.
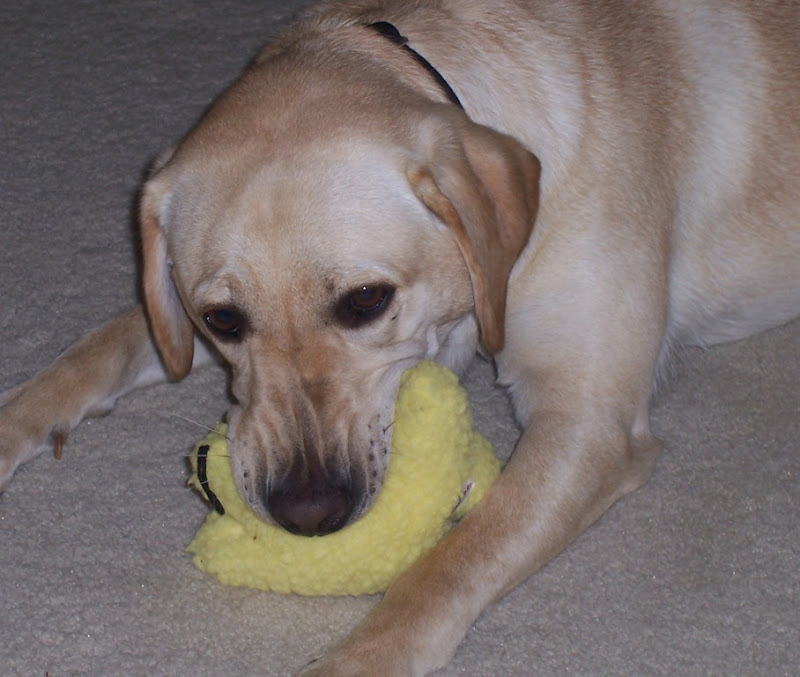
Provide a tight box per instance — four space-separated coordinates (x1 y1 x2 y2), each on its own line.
367 21 464 111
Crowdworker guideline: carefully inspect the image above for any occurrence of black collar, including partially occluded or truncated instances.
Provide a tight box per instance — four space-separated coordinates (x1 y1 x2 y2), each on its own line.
368 21 464 110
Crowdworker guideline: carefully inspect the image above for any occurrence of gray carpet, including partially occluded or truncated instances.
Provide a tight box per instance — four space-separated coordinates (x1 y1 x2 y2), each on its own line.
1 2 798 675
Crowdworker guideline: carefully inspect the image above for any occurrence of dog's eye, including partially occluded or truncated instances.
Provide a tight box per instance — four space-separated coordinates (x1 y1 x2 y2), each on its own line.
335 284 395 328
204 307 246 340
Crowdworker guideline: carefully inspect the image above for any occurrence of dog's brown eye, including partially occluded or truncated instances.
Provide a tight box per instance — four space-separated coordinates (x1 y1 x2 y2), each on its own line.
335 284 395 328
204 307 245 340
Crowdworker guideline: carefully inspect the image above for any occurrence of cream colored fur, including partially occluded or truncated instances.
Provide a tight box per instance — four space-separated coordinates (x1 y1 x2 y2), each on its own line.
1 1 798 675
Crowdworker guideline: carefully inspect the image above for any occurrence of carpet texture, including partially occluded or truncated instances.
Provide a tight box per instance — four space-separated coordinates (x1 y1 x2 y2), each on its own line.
1 2 797 675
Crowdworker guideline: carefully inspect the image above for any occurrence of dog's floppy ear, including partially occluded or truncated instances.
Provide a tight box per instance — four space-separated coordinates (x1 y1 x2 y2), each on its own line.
139 161 195 380
408 118 541 353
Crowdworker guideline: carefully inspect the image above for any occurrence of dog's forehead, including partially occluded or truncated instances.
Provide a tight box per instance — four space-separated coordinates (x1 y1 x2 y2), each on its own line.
226 147 425 249
169 139 444 308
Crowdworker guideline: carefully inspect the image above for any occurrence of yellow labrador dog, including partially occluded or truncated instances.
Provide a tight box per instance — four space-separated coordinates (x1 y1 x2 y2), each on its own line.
2 0 799 674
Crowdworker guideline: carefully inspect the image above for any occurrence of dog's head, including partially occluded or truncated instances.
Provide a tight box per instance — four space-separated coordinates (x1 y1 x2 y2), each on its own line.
139 30 539 535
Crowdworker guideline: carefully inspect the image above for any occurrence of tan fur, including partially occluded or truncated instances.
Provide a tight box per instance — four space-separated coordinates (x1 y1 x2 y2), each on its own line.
1 1 798 674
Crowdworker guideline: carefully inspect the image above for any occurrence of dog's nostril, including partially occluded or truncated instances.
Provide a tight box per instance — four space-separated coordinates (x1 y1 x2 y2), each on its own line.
267 481 354 537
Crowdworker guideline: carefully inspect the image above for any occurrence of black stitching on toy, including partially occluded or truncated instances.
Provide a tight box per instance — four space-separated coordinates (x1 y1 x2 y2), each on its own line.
197 444 225 515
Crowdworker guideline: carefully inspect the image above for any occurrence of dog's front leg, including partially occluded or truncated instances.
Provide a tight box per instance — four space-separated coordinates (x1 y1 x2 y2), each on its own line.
302 399 661 677
0 306 208 490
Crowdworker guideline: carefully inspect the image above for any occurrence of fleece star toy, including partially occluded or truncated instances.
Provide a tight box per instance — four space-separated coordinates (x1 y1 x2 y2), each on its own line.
187 361 501 596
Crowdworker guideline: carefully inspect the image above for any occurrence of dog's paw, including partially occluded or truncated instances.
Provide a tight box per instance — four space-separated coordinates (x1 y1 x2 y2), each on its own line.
0 455 16 493
0 428 31 493
297 571 457 677
299 655 397 677
0 395 54 492
299 652 358 677
299 640 418 677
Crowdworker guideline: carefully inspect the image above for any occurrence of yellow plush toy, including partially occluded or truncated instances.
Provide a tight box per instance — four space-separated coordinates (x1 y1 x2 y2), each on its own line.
187 361 501 596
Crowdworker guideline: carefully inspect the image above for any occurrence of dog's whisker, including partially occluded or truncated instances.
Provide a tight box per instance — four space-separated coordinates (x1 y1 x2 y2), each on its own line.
164 412 233 441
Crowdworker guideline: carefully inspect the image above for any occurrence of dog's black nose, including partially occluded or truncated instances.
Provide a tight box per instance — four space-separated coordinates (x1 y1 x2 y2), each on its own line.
267 467 355 537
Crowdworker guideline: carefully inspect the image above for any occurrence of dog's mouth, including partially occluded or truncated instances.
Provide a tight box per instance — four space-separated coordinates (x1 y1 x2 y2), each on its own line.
226 403 395 537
